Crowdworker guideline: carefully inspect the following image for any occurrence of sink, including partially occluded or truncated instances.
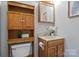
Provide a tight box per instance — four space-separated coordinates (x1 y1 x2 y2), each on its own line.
39 35 61 39
39 35 64 41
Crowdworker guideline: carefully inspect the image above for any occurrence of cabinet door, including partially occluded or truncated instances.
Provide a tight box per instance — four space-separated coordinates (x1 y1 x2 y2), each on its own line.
48 46 57 57
58 44 64 57
23 14 34 29
8 12 14 29
22 14 27 29
39 46 45 57
8 11 22 29
17 13 23 29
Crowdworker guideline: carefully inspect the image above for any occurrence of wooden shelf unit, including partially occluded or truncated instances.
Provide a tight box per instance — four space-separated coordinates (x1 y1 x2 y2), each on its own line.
8 1 34 57
8 37 34 45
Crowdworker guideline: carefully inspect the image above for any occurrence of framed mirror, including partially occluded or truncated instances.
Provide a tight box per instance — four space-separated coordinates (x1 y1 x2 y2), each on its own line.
38 2 55 23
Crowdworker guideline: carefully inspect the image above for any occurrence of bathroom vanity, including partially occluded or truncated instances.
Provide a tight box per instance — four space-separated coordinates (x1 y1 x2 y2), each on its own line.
38 36 64 57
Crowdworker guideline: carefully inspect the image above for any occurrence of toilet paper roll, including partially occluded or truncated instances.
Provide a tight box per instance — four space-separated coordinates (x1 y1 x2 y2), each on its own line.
39 42 44 50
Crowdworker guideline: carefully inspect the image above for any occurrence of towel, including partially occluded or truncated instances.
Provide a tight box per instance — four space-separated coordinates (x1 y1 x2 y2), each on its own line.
39 42 44 50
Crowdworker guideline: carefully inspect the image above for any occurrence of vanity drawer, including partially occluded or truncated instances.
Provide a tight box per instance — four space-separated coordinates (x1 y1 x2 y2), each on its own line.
58 39 64 45
39 38 47 45
48 40 58 47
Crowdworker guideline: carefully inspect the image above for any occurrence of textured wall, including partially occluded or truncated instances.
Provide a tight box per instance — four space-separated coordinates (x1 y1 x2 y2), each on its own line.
0 1 1 57
1 1 8 57
55 1 79 57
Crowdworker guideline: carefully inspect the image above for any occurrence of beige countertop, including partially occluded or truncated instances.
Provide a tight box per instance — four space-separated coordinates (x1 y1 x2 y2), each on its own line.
39 36 64 41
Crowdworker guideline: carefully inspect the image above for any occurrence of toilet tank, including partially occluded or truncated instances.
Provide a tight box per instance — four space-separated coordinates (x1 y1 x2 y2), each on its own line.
11 43 32 57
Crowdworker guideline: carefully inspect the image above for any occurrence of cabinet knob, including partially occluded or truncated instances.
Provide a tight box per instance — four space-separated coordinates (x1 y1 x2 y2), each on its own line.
19 20 25 22
60 48 63 51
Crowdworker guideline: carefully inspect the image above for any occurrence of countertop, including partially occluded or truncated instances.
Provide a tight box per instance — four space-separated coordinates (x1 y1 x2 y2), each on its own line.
39 36 64 41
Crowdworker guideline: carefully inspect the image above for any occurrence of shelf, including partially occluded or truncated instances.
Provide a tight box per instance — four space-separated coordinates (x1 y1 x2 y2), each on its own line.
8 11 34 15
8 37 34 45
8 27 34 30
8 1 34 10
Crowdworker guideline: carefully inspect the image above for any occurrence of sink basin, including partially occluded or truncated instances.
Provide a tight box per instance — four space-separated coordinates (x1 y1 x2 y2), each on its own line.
42 36 58 39
39 36 64 41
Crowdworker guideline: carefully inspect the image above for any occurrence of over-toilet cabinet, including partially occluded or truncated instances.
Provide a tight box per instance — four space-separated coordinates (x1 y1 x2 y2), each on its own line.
8 1 34 57
39 38 64 57
8 11 34 30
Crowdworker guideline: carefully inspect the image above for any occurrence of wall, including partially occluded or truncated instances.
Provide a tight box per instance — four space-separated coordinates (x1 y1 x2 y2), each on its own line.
55 1 79 57
0 1 53 57
1 1 8 57
0 2 1 56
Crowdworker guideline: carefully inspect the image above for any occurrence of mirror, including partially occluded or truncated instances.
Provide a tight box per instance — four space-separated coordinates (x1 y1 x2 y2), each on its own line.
38 2 55 23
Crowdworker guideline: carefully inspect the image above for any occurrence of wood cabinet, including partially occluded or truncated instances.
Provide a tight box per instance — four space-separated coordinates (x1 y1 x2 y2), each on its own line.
48 46 57 57
22 13 34 29
8 1 34 57
8 11 22 29
39 38 64 57
58 45 64 57
8 11 34 30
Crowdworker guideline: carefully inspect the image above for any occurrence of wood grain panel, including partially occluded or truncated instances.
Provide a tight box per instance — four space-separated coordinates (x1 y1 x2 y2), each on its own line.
8 37 34 44
8 1 34 10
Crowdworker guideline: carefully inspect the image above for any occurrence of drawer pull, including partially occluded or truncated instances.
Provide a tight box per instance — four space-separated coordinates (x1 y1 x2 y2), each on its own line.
60 48 63 51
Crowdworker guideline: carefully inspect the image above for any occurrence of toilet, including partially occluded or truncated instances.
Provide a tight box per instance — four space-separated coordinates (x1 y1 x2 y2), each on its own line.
11 43 32 57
